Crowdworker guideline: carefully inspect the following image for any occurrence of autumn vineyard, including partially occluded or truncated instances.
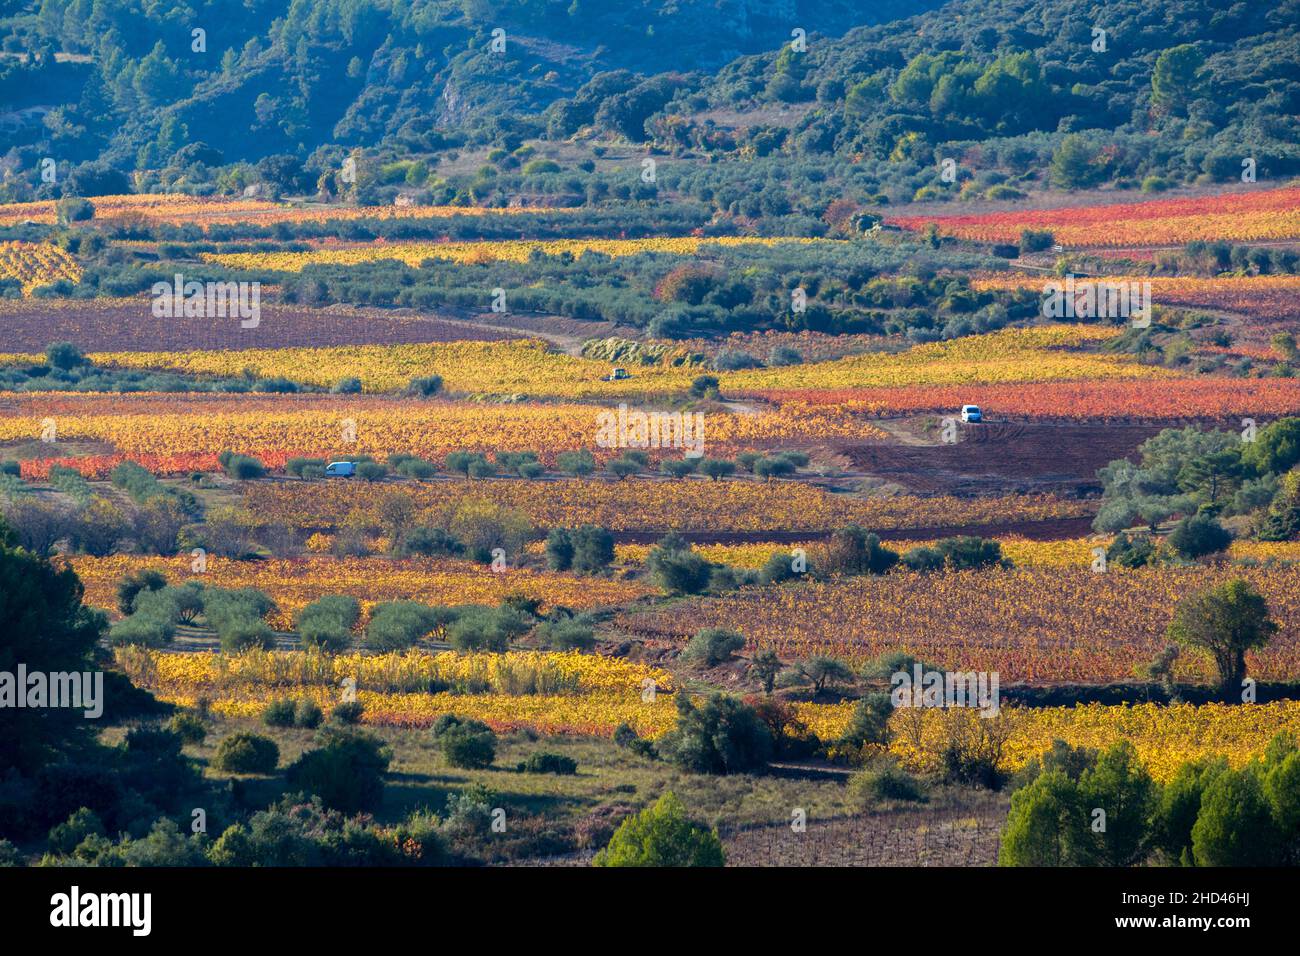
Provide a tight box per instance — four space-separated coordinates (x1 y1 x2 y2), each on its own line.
3 2 1300 910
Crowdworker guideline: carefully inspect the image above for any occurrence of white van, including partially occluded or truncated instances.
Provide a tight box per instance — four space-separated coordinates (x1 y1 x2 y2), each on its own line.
324 461 356 477
960 405 982 423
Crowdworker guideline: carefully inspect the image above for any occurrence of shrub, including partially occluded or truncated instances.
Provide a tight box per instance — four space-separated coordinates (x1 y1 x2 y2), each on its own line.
167 711 207 745
107 612 175 648
658 693 773 774
406 375 443 396
900 545 944 572
115 568 166 614
535 619 596 651
545 527 574 570
936 536 1006 570
286 727 391 813
365 601 450 650
769 346 803 366
285 457 327 477
213 733 279 774
396 526 463 557
392 455 437 479
714 349 762 371
1167 513 1232 559
556 449 596 476
593 792 724 867
48 808 106 855
263 697 298 728
688 374 719 398
1107 532 1156 569
810 525 898 576
45 341 87 370
223 454 266 480
839 692 893 748
571 524 615 573
295 595 361 651
218 618 275 652
332 377 363 394
848 760 927 804
331 701 365 724
697 458 736 481
356 461 388 482
432 714 497 769
517 752 577 775
682 627 745 667
647 539 713 594
447 604 529 651
294 698 324 729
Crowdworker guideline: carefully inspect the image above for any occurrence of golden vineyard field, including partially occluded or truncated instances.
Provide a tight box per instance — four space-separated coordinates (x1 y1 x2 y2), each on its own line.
0 323 1158 397
0 193 570 228
0 241 82 294
623 565 1300 683
241 480 1092 533
0 394 886 465
69 555 656 629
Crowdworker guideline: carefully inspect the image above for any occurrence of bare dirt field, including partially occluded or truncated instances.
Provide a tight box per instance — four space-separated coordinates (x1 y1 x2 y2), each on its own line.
838 420 1163 496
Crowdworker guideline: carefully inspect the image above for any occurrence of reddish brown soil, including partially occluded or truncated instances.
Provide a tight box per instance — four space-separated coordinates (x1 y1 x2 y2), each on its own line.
838 421 1163 496
0 300 526 351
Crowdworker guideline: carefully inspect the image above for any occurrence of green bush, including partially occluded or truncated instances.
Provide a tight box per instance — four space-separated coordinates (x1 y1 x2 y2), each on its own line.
432 714 497 769
295 594 361 651
294 698 324 729
263 697 298 728
223 454 266 480
658 693 773 774
593 792 724 867
213 733 280 774
682 627 744 667
571 524 615 573
848 760 927 803
545 528 575 570
168 710 207 745
517 752 578 775
535 619 596 652
647 537 713 594
556 449 596 476
47 808 106 855
365 600 452 650
285 457 326 477
331 701 365 725
285 727 391 813
396 526 464 557
1167 513 1232 559
405 375 443 396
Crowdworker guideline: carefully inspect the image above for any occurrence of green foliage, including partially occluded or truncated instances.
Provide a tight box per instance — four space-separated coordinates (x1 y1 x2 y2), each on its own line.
592 792 724 867
0 544 107 775
646 535 713 594
682 627 744 667
167 710 207 745
286 727 391 813
658 693 773 774
1167 578 1277 694
213 732 280 774
365 600 454 650
295 594 361 651
432 714 497 769
517 751 578 775
1167 513 1232 559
